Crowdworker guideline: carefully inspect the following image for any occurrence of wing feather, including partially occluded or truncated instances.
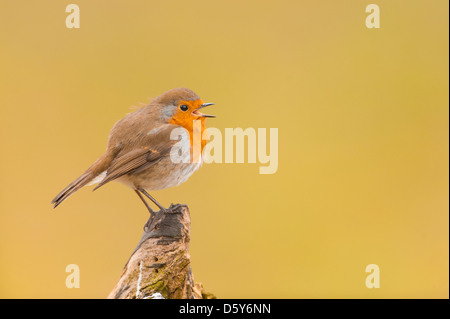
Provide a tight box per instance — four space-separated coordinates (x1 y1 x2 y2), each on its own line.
93 124 181 190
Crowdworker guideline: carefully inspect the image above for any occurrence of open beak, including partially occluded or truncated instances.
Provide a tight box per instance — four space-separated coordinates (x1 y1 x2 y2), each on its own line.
193 103 215 118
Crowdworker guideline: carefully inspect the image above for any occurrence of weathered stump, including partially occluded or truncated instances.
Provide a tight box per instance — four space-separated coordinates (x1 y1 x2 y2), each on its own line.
108 204 214 299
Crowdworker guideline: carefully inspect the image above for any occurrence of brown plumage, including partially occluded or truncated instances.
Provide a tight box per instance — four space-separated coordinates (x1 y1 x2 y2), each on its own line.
51 88 214 217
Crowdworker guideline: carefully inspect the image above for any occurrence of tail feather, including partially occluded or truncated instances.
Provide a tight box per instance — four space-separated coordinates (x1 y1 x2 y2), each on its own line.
52 150 117 208
51 171 95 208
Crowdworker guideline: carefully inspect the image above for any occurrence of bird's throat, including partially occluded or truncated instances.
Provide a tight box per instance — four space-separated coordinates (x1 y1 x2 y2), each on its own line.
170 117 208 153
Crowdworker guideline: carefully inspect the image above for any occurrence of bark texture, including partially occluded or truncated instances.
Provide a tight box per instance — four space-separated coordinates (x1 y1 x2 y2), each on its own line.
108 204 214 299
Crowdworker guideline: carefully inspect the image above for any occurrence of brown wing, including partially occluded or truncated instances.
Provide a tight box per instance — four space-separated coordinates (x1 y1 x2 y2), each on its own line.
93 124 181 190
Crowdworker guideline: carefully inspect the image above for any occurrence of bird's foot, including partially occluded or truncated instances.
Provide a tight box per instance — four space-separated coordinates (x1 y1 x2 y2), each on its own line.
143 211 156 232
143 204 187 232
167 203 187 212
158 203 186 214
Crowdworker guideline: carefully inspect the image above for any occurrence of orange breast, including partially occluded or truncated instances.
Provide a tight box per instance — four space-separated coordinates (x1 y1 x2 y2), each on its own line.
169 100 209 153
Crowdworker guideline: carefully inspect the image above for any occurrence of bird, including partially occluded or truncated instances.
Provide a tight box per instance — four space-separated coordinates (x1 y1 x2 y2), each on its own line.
51 87 215 227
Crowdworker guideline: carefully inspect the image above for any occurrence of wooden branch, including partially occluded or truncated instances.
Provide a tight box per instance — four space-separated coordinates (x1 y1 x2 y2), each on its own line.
108 204 215 299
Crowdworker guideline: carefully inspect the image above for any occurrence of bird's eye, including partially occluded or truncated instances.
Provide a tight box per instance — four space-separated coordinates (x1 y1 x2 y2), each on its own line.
180 104 188 111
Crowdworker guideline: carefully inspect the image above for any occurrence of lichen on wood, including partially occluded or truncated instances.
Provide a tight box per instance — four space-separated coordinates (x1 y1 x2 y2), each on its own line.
108 204 214 299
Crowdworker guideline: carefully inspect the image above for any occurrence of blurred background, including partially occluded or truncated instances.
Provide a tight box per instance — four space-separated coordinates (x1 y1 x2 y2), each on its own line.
0 0 448 298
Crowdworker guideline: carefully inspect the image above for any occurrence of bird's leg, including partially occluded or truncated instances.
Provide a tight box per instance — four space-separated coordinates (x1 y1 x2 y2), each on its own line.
135 189 156 231
138 188 168 212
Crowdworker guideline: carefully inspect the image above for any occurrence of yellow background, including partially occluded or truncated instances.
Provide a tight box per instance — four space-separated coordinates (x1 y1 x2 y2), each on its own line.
0 0 448 298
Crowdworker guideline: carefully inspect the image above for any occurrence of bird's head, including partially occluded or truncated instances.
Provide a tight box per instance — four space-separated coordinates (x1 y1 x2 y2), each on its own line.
154 88 215 131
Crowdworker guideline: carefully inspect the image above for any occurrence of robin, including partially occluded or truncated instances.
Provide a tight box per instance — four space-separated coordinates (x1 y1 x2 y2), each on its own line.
51 87 215 227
